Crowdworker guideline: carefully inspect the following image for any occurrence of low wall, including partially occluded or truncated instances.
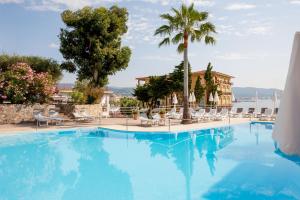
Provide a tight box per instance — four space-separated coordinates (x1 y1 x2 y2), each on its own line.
0 104 102 124
0 104 55 124
57 104 102 118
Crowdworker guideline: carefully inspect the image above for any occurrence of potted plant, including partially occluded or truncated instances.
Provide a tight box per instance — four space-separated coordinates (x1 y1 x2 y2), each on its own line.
159 109 166 119
132 109 139 120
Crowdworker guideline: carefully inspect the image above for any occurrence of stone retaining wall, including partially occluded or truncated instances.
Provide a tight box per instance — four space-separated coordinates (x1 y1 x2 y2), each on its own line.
0 104 102 124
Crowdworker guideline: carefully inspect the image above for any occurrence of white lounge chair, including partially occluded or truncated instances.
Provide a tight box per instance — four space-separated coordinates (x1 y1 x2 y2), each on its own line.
139 115 159 127
152 113 165 126
167 108 182 120
192 109 206 122
34 113 49 126
73 112 93 121
214 108 228 121
48 111 64 125
204 109 217 121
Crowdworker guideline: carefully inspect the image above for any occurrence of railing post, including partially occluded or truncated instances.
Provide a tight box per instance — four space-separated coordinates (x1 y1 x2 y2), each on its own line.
126 116 128 131
168 118 171 132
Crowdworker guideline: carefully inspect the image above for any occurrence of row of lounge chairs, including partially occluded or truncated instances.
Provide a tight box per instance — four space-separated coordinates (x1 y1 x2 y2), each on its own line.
34 110 96 126
230 107 278 121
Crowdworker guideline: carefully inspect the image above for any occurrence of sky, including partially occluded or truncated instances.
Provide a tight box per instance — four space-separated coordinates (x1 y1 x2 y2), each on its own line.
0 0 300 89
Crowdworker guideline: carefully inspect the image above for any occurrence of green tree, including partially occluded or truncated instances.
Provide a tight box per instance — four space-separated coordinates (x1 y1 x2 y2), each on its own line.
134 76 171 117
194 76 205 104
59 6 131 87
169 61 192 93
73 80 104 104
119 97 139 116
204 62 220 105
0 54 62 81
155 3 216 123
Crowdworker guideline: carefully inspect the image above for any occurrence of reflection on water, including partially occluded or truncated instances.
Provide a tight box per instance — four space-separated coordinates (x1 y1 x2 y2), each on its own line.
1 124 300 200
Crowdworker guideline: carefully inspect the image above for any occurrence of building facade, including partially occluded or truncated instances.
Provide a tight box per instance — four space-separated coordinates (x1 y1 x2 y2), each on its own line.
136 70 234 107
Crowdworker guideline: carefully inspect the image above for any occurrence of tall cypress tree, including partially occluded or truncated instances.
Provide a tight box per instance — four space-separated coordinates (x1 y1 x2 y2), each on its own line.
194 76 205 104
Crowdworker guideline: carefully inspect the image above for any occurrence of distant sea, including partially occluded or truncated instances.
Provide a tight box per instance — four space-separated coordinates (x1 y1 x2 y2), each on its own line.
233 99 280 109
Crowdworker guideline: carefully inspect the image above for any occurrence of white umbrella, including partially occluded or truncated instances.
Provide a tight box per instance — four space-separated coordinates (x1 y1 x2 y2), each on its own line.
209 93 214 102
172 93 178 108
272 91 278 110
192 92 196 103
214 92 219 105
231 93 236 102
189 93 193 103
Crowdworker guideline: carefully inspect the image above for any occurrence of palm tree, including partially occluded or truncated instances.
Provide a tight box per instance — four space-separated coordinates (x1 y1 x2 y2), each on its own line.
154 3 216 124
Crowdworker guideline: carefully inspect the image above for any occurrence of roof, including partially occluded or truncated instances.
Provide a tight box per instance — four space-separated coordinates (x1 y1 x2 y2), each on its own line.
193 70 235 78
136 70 234 80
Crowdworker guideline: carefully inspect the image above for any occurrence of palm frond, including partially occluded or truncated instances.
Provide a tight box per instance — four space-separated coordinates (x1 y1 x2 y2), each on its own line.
204 35 216 45
160 13 174 22
177 43 185 53
159 37 171 47
154 25 172 36
171 32 183 44
200 22 216 34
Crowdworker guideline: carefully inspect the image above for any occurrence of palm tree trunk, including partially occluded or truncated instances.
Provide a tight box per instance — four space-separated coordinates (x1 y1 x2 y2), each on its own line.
182 31 191 124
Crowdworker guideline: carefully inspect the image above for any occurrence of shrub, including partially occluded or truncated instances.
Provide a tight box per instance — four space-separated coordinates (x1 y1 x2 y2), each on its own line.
0 63 55 104
71 91 86 104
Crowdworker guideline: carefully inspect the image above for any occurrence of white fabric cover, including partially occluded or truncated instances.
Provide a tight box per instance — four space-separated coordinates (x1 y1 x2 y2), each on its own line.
273 32 300 155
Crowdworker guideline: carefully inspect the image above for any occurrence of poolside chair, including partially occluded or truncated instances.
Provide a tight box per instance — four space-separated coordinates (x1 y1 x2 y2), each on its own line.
257 107 267 118
243 108 255 118
153 113 165 126
204 109 217 121
139 114 159 127
73 112 93 121
259 108 273 121
81 111 95 120
34 113 49 126
232 108 243 118
48 110 64 125
167 108 182 120
192 108 206 122
214 108 229 121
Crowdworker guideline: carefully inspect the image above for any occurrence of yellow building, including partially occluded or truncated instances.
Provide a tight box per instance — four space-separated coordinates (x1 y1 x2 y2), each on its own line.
136 70 234 107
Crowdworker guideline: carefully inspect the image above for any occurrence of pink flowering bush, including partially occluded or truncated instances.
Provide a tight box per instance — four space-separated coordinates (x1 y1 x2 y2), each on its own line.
0 63 56 104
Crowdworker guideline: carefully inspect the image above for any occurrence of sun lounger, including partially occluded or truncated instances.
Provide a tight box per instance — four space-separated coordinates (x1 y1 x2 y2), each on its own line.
167 108 182 119
256 107 267 118
192 109 205 122
139 115 159 126
153 113 165 126
34 113 49 126
48 111 64 125
243 108 255 118
204 109 217 121
231 108 243 118
259 108 273 121
214 108 228 121
73 112 94 121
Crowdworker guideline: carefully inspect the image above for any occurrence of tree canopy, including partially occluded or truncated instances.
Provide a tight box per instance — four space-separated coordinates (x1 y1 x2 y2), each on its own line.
169 61 192 93
0 54 62 81
59 6 131 87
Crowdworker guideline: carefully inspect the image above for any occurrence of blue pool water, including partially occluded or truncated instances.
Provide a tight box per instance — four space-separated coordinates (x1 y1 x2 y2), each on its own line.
1 123 300 200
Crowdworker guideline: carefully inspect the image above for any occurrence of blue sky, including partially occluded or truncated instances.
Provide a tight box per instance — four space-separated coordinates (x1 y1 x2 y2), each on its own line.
0 0 300 89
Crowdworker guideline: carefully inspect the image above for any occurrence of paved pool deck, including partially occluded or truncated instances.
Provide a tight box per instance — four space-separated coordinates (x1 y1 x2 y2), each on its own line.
0 117 255 135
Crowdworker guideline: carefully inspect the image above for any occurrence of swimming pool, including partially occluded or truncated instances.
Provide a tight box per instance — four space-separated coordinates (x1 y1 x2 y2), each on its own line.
0 122 300 200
